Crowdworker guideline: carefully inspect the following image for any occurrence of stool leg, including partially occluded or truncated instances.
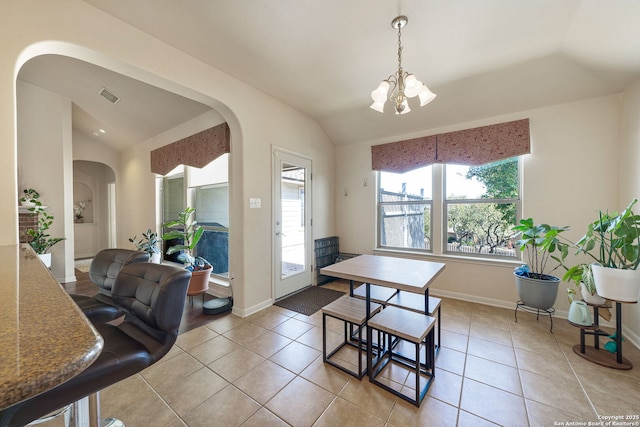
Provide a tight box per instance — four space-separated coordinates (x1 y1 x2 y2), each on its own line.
89 393 100 427
415 341 420 406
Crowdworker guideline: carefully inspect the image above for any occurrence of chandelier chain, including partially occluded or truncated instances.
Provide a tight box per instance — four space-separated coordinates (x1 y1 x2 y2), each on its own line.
397 22 403 73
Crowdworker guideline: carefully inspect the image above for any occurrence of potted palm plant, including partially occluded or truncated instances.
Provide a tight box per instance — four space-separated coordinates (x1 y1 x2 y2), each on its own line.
512 218 569 309
162 207 212 295
129 228 162 263
572 199 640 303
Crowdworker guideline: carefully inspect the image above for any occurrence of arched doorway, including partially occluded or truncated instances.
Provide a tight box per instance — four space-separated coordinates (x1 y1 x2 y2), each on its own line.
73 160 115 259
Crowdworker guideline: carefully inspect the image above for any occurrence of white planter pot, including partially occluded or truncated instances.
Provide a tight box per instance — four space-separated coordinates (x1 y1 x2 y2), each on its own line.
150 253 162 264
591 264 640 303
38 253 52 268
580 283 606 305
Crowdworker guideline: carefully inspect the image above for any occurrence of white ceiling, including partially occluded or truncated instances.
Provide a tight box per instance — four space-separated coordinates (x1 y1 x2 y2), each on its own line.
19 1 640 150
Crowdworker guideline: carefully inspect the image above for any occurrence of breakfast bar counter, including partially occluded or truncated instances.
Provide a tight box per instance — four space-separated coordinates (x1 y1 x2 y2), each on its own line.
0 244 103 410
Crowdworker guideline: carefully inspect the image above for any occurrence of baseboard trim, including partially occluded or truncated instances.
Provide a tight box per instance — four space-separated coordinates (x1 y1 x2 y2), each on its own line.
430 288 638 349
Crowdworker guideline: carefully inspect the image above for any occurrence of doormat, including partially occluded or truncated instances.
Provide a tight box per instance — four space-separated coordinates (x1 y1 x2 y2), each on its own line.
275 286 345 316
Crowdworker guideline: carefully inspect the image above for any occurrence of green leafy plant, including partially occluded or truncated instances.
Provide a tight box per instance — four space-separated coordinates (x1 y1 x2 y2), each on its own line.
563 263 597 300
161 207 210 270
573 198 640 270
27 210 65 254
21 188 65 254
20 188 42 207
512 218 569 279
129 228 161 255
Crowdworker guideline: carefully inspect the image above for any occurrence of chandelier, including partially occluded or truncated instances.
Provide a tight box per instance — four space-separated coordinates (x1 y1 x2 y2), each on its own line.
370 16 436 114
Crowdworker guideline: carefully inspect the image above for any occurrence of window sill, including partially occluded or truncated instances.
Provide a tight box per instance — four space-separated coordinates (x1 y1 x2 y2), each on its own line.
373 248 523 270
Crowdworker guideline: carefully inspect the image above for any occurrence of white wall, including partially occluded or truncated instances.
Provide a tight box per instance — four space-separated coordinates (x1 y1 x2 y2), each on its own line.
1 1 336 315
336 95 623 318
16 80 75 282
619 79 640 345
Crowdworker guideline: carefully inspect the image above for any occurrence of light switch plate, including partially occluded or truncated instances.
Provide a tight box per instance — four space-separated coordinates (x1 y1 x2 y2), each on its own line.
249 198 261 208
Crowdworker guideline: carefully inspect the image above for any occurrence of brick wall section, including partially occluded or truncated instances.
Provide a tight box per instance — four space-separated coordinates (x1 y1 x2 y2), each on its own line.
19 212 37 243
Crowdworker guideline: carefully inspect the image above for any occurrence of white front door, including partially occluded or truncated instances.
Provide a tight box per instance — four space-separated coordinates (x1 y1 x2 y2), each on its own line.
273 148 312 299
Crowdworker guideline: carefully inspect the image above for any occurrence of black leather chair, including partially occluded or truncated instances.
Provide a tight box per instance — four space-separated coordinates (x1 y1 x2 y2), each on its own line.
0 263 191 427
71 249 150 323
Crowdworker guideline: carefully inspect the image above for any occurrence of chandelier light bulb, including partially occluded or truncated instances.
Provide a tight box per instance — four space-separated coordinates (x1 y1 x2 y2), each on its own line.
369 15 436 115
404 74 420 98
418 85 437 106
371 80 390 101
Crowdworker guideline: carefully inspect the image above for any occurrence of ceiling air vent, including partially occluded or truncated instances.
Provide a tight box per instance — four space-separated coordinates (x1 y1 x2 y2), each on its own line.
98 86 120 104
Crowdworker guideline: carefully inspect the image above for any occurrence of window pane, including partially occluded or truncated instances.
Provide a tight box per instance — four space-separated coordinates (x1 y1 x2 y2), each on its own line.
446 202 517 257
380 203 431 250
380 166 432 201
446 158 519 200
195 185 229 278
162 176 184 263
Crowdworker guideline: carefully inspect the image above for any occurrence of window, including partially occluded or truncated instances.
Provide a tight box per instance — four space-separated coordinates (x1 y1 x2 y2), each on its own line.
195 184 229 278
378 166 432 251
378 157 520 259
158 154 230 278
161 174 184 264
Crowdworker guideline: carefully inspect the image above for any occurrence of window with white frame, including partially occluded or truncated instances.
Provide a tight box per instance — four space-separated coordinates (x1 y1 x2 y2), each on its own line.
377 157 520 259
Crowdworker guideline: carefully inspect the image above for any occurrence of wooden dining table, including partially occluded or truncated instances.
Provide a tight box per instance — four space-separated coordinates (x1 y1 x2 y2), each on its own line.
320 254 446 375
0 244 103 411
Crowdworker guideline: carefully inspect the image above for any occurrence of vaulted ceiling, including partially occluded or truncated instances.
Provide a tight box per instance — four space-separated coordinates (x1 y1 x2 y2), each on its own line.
18 1 640 150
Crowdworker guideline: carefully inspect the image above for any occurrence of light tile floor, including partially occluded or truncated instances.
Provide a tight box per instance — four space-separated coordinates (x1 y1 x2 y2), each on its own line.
41 281 640 427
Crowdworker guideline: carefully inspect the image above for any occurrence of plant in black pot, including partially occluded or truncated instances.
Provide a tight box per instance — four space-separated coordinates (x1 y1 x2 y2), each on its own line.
512 218 570 310
162 207 212 298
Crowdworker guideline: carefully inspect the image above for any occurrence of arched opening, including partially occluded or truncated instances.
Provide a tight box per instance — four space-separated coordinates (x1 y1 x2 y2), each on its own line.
73 160 115 259
15 47 237 286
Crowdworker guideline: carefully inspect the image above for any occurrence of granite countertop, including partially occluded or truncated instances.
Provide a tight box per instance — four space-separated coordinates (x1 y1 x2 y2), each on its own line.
0 244 103 410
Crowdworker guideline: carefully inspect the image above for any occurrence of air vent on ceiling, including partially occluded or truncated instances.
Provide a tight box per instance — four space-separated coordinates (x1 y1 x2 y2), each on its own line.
98 86 120 104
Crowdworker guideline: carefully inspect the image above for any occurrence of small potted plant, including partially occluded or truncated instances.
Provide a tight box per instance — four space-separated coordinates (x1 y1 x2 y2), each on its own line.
512 218 570 309
572 198 640 302
162 207 212 296
22 189 65 267
20 188 41 208
129 228 162 263
562 263 606 305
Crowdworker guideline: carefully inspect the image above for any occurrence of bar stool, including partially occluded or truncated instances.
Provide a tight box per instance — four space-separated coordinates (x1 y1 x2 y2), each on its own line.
386 291 442 352
368 306 436 407
322 295 382 378
71 249 150 323
0 263 191 427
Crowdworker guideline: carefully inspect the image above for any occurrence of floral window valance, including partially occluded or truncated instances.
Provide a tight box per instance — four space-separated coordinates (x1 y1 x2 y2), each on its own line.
371 119 530 173
150 122 230 175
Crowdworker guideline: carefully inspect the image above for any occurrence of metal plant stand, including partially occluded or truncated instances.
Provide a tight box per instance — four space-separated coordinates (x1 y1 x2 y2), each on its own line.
514 301 555 332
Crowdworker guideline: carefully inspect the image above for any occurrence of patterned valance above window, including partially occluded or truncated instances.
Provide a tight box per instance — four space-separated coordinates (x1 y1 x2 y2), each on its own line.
371 118 530 173
150 122 230 175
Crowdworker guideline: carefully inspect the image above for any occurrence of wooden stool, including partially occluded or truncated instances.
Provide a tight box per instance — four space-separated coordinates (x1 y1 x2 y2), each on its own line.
368 306 436 407
322 296 382 378
386 291 442 352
